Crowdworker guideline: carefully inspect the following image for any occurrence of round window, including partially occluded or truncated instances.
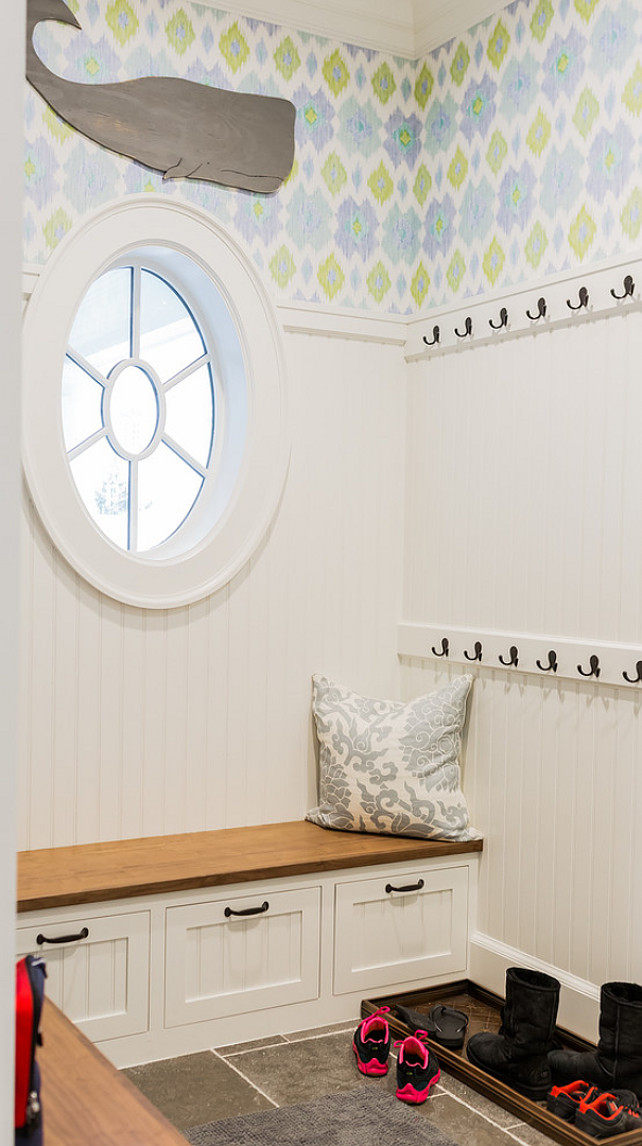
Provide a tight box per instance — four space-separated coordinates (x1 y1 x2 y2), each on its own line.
22 199 289 608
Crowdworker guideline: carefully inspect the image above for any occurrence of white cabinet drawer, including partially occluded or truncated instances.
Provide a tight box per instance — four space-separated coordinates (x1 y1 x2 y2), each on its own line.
165 885 321 1028
333 865 469 995
16 909 150 1042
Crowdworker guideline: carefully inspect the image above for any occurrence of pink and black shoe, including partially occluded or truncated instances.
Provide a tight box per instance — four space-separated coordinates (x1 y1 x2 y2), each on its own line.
547 1080 599 1122
395 1030 441 1104
352 1007 391 1075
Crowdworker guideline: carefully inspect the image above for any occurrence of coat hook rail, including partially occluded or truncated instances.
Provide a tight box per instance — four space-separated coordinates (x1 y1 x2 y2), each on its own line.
526 297 547 321
611 274 635 300
455 316 473 339
431 637 449 657
423 325 440 347
567 286 589 311
400 624 642 688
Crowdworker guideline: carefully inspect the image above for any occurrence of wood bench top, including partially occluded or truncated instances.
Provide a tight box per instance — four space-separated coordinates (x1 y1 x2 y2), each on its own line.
40 998 186 1146
17 820 482 913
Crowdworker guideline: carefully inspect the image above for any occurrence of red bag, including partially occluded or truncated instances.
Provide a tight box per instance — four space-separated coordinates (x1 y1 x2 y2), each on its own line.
15 956 46 1143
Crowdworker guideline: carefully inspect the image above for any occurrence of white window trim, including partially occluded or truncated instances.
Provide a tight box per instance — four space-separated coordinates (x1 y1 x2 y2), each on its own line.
22 196 290 609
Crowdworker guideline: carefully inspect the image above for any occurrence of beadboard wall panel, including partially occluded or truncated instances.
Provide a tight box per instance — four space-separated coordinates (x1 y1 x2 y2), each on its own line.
18 333 405 849
401 306 642 991
400 659 642 991
404 310 642 645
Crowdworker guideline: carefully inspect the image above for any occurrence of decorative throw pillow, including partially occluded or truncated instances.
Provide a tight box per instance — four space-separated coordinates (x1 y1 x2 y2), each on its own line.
306 674 478 841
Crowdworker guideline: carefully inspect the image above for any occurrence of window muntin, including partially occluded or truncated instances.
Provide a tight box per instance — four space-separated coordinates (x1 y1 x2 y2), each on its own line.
62 262 215 554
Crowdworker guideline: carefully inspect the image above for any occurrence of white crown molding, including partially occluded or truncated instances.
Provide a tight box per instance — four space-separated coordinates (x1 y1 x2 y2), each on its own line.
189 0 417 57
414 0 508 55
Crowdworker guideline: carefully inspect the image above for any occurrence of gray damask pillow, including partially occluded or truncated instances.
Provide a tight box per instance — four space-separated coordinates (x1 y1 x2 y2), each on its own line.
306 674 478 841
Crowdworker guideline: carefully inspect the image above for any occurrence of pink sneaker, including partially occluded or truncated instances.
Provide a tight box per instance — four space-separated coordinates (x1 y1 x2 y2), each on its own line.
352 1007 391 1076
395 1030 441 1103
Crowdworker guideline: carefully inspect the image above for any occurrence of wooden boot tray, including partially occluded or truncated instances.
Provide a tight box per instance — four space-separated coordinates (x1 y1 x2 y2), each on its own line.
361 981 642 1146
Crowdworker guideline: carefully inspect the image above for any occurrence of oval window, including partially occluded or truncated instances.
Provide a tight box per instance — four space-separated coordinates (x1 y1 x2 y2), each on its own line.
22 200 289 608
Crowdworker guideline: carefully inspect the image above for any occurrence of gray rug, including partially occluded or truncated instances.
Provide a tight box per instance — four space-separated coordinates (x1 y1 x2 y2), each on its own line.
183 1087 456 1146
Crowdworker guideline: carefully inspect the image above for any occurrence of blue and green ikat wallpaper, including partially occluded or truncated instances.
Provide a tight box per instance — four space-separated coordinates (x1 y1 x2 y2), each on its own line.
23 0 642 313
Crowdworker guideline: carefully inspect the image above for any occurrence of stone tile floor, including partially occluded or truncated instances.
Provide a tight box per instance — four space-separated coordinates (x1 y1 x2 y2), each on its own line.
123 1020 557 1146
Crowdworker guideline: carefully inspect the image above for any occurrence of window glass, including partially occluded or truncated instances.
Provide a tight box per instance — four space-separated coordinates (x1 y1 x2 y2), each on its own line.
139 270 205 383
137 443 204 552
69 267 132 372
164 365 215 467
61 358 103 452
69 438 129 550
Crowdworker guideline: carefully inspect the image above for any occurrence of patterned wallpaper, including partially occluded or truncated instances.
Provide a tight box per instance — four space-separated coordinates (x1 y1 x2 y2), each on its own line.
23 0 642 312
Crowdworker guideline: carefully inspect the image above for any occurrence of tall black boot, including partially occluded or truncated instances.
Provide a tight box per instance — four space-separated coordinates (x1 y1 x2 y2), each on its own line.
466 967 560 1100
549 982 642 1100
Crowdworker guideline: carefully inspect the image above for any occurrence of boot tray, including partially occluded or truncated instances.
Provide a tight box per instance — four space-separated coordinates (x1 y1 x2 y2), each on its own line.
361 981 642 1146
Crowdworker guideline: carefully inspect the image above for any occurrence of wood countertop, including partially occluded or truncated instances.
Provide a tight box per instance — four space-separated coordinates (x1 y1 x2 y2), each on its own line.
39 998 186 1146
18 820 482 912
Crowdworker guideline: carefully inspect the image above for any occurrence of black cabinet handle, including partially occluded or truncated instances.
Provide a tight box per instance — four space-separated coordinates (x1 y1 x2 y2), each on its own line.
385 880 424 894
224 901 269 918
36 926 89 945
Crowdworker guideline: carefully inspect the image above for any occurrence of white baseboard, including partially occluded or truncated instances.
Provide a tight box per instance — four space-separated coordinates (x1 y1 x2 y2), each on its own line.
469 932 600 1043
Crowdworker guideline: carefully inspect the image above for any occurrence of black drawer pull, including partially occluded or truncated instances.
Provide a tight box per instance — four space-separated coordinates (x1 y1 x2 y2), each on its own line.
224 901 269 918
36 927 89 946
385 880 424 894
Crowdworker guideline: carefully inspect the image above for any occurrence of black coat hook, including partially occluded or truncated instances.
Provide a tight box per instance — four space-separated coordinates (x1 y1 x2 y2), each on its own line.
567 286 589 311
577 654 600 678
431 637 449 657
489 307 508 331
423 325 440 347
623 660 642 684
526 297 547 321
536 650 558 673
611 275 635 300
455 316 472 338
498 645 519 667
464 641 482 662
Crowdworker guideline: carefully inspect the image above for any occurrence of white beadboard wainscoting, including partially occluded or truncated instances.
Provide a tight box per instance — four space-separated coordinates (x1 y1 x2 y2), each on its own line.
402 293 642 1037
18 324 406 849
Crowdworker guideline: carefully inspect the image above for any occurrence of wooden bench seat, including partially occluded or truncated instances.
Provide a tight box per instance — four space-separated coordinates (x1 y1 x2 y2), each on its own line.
19 818 483 1128
17 819 482 912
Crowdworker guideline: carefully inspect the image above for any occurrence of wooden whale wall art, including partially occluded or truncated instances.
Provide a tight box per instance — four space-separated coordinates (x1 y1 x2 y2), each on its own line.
26 0 296 193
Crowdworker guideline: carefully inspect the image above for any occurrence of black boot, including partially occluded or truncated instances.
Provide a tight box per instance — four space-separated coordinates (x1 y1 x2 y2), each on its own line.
549 982 642 1100
466 967 560 1100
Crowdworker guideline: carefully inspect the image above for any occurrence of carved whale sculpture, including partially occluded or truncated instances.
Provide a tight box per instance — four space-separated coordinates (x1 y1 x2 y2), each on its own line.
26 0 296 193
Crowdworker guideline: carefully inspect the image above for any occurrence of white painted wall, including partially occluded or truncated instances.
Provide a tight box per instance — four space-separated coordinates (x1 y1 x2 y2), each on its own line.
1 0 25 1134
402 308 642 1036
18 328 406 848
